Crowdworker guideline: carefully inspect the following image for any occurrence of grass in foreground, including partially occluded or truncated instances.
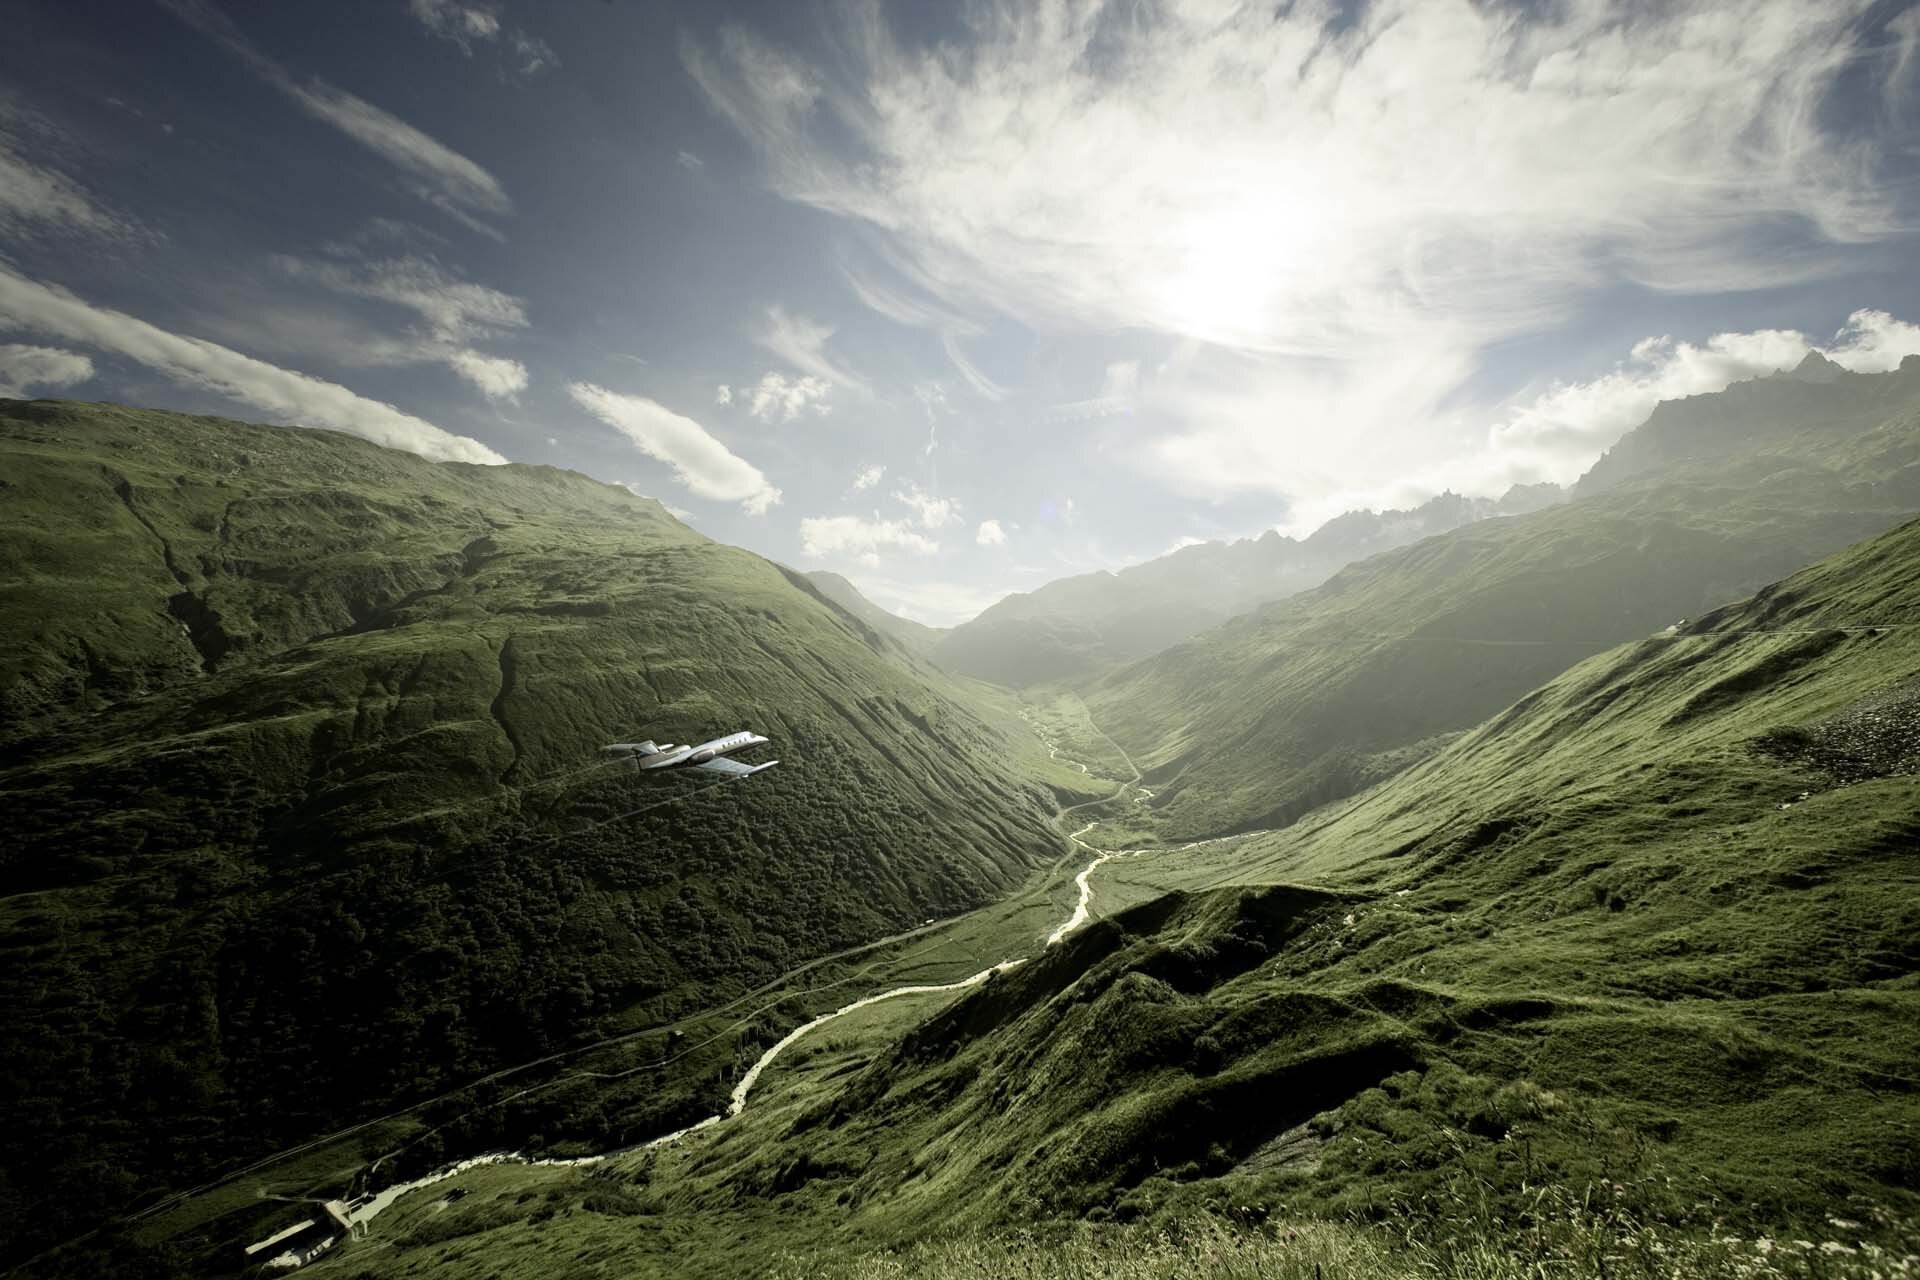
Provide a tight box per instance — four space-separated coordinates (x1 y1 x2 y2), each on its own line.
773 1205 1920 1280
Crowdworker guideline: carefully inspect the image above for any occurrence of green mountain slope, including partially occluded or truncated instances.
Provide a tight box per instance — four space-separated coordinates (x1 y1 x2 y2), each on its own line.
0 400 1061 1265
802 570 946 656
1089 359 1920 837
681 512 1920 1256
930 485 1564 688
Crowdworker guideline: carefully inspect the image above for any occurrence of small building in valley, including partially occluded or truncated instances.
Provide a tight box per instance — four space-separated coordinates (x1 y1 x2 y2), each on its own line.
239 1201 352 1272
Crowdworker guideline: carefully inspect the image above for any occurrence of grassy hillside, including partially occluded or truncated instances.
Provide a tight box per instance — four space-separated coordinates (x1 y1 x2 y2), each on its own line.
801 571 946 657
930 486 1564 688
0 400 1063 1267
715 512 1920 1255
280 513 1920 1280
1089 361 1920 837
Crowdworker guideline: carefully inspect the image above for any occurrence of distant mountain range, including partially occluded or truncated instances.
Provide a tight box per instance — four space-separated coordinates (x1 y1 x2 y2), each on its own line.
1089 354 1920 836
909 485 1566 687
825 352 1918 695
801 570 945 656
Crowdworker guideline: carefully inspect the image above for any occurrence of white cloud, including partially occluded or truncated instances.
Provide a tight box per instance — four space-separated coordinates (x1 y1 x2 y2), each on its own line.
747 370 831 422
715 383 733 405
798 514 938 564
894 482 959 528
677 149 704 170
1484 329 1815 468
976 518 1007 547
445 348 528 398
1891 7 1920 114
913 381 948 458
509 31 559 77
1828 309 1920 373
0 103 143 243
276 254 528 398
693 1 1894 354
940 331 1005 401
756 304 865 392
0 344 95 397
839 249 980 333
1050 359 1141 422
0 263 505 463
1267 308 1920 535
165 0 512 229
407 0 499 49
279 254 525 340
690 1 1913 512
1484 310 1920 482
0 145 118 240
851 463 885 490
406 0 558 76
569 382 781 514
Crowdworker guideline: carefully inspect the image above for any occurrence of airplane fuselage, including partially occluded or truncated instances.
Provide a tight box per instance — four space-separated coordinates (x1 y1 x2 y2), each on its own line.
604 731 771 771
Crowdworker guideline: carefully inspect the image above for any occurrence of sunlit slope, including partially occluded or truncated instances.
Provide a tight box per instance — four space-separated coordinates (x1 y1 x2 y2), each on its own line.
802 570 946 656
703 515 1920 1249
0 400 1060 1264
930 486 1564 688
1090 361 1920 837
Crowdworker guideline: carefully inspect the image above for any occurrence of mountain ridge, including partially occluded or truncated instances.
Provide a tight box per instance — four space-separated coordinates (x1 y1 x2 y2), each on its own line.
1086 358 1920 837
929 483 1567 687
0 398 1064 1266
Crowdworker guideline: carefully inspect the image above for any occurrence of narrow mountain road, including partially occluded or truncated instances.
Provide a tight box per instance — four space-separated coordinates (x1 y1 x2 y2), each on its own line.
33 708 1197 1264
342 708 1179 1230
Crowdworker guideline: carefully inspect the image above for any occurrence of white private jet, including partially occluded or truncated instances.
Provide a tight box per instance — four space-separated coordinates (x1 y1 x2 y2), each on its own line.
603 731 778 778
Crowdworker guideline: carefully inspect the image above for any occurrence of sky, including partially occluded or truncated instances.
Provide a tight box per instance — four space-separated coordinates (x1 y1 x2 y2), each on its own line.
2 0 1919 624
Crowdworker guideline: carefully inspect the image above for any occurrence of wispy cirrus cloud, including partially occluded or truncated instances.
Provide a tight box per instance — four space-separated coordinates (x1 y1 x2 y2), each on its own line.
939 332 1005 401
691 0 1902 352
0 263 506 463
1048 360 1139 423
407 0 500 50
275 252 529 398
569 382 781 514
164 0 512 234
755 304 866 393
689 0 1918 511
0 100 145 243
406 0 560 78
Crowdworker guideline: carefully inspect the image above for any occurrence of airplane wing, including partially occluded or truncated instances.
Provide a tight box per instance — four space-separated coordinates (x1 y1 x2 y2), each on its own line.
691 757 779 777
